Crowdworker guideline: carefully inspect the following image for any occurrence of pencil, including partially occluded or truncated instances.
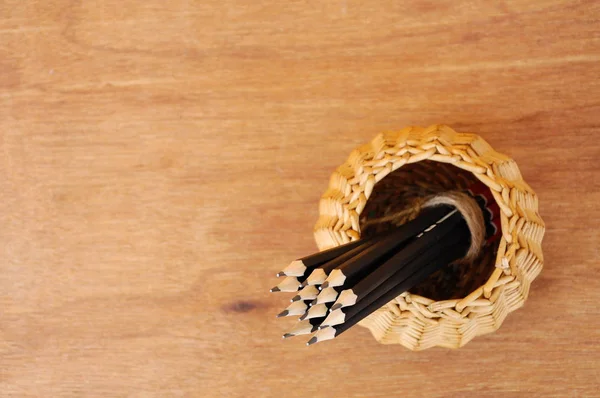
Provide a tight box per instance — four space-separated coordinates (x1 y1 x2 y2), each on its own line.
330 208 464 310
276 238 366 277
320 205 453 290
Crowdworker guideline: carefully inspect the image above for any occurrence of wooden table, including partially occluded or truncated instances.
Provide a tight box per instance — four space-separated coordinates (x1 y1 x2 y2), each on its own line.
1 1 599 396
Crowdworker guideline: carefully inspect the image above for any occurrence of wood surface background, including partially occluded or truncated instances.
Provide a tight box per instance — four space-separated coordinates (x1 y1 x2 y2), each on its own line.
1 0 599 397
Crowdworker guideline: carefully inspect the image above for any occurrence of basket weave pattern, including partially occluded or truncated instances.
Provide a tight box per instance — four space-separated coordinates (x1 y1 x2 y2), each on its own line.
314 125 545 350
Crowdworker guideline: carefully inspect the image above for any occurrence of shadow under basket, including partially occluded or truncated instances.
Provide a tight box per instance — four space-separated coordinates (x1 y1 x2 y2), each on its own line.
313 125 545 350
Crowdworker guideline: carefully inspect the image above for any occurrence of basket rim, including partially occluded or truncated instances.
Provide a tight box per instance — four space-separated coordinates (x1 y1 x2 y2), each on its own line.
313 125 545 349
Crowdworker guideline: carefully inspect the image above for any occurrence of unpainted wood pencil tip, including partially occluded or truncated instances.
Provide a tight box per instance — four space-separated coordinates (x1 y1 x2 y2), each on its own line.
314 326 337 343
321 308 344 327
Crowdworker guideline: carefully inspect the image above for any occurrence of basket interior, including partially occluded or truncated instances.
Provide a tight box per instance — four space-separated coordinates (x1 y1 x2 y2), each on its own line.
359 160 499 301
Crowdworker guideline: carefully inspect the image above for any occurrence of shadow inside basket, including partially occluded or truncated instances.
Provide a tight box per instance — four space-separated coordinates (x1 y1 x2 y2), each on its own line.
359 160 500 301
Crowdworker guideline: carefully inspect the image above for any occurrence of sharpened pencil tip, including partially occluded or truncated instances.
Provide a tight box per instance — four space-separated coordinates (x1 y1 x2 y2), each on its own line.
307 336 318 346
276 272 285 277
291 295 300 302
282 333 293 339
276 310 289 318
310 298 318 306
321 282 329 289
270 286 280 293
330 303 342 311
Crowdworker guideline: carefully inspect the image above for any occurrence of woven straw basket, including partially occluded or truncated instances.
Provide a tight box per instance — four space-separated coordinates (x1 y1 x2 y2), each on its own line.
314 125 544 350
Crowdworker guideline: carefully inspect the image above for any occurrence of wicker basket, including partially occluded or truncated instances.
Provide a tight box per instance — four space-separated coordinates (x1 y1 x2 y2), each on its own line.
314 125 544 350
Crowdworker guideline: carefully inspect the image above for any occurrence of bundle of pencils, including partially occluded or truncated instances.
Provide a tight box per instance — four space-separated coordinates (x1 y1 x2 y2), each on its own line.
271 186 500 346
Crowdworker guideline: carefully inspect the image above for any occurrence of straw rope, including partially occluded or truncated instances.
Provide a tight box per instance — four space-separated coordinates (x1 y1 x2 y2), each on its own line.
314 125 544 350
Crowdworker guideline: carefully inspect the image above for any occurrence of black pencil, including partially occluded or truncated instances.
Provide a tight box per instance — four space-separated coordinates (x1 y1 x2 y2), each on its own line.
321 205 453 290
330 208 465 311
276 238 366 277
313 225 470 341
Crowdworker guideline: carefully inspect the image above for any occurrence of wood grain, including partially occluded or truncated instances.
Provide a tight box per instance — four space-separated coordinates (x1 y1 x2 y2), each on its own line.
1 1 599 396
